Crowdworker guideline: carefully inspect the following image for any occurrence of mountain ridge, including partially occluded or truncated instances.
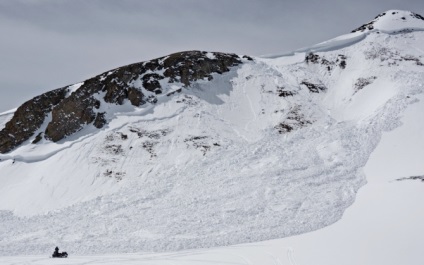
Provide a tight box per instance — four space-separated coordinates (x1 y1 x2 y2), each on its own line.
2 10 424 154
0 51 249 153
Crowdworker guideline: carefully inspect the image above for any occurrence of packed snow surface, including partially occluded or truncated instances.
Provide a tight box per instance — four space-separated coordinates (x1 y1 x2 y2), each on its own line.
1 10 424 260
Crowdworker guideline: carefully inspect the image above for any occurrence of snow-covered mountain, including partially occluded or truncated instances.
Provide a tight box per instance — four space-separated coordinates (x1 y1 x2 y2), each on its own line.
1 10 424 257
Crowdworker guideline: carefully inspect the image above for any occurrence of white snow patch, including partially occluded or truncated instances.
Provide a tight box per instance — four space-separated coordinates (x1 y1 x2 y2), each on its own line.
205 52 216 60
0 108 16 129
363 10 424 33
66 82 84 96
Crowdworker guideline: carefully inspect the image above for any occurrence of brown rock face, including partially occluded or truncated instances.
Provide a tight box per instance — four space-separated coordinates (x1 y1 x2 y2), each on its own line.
44 51 242 143
0 50 245 153
162 51 242 86
44 77 103 142
0 88 67 153
128 88 145 106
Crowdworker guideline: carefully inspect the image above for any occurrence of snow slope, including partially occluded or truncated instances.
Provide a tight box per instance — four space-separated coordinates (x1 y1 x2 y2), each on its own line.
1 97 424 265
262 10 424 58
0 10 423 262
0 109 15 129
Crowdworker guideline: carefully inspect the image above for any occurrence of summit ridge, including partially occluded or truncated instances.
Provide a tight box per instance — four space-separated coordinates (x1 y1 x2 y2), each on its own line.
352 10 424 33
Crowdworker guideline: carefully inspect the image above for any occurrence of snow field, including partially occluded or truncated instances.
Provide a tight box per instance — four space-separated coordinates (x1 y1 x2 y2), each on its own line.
0 24 424 261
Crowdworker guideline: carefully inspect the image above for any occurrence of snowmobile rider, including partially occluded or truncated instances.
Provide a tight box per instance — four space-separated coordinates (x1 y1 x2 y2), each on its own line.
52 247 59 257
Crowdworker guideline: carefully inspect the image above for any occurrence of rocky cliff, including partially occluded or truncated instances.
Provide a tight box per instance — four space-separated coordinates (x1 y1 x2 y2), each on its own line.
0 51 248 153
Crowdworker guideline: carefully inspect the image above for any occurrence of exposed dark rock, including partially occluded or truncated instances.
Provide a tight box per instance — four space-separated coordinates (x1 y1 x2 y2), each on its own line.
279 91 294 97
337 55 347 69
277 87 295 97
45 78 103 142
352 22 374 33
163 51 241 85
411 13 424 20
128 87 145 106
129 127 171 139
104 132 128 142
93 112 107 129
275 123 294 134
166 88 182 97
142 141 158 158
142 73 164 92
286 108 312 126
32 133 43 144
105 144 124 155
306 52 347 71
397 175 424 182
305 53 320 64
301 81 327 93
275 107 312 134
355 76 377 92
146 95 158 104
104 82 128 105
0 87 67 153
184 136 212 156
401 55 424 66
320 58 332 66
351 12 386 33
119 133 128 140
103 169 125 182
175 95 197 106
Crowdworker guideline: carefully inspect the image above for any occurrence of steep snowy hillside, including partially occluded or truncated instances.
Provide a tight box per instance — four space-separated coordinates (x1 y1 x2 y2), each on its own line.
0 10 424 256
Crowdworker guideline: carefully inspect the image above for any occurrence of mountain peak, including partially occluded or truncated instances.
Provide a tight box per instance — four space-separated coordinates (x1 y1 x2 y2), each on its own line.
352 10 424 33
1 10 424 256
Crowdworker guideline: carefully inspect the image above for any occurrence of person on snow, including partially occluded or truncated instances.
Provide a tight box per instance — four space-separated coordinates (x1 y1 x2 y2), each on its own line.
52 247 59 257
52 246 68 258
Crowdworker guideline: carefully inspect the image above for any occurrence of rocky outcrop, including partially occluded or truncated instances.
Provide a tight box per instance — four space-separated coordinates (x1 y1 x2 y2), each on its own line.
305 52 347 70
300 81 327 93
162 51 243 86
0 51 245 153
44 51 242 142
0 88 67 153
44 77 104 142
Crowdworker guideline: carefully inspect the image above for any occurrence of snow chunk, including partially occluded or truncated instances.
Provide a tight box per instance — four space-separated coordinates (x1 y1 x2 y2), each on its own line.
205 52 216 60
66 82 84 96
0 108 16 129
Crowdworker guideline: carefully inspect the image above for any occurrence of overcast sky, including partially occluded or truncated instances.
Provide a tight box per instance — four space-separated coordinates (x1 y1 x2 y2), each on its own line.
0 0 423 112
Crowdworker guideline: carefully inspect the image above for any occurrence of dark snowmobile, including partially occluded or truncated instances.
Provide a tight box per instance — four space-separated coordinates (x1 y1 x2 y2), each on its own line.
52 246 68 258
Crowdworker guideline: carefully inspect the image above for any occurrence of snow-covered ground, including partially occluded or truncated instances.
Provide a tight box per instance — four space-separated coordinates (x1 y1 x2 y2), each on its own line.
1 10 424 264
1 94 423 264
